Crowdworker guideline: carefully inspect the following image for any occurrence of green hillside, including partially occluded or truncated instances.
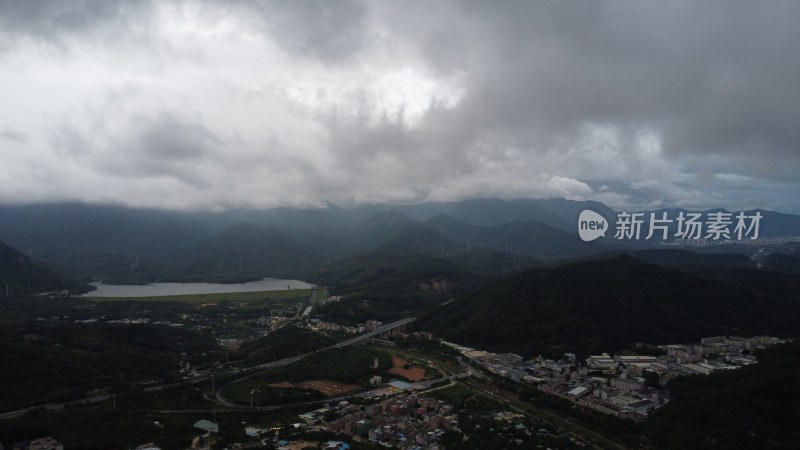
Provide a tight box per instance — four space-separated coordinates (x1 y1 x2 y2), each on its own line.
426 214 612 261
646 340 800 449
0 240 84 295
310 252 486 324
419 255 800 357
179 222 305 282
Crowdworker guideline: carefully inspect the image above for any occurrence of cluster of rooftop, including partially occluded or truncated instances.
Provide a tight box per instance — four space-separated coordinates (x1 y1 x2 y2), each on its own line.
309 319 384 335
300 394 458 450
449 335 786 421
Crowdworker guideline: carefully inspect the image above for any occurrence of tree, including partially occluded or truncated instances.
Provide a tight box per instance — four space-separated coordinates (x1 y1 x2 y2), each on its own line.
643 370 660 388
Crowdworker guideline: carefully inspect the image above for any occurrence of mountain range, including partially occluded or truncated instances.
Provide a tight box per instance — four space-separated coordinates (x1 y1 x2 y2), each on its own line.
0 197 797 284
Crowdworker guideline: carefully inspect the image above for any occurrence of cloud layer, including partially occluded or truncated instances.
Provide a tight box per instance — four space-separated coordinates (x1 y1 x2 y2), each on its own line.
1 0 799 212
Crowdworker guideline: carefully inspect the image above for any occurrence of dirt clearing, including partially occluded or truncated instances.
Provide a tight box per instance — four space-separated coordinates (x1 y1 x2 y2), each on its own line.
296 379 361 397
388 356 426 381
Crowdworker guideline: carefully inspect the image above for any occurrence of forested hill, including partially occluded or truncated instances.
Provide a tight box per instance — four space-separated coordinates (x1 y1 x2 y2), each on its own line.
0 240 84 296
419 255 800 357
311 251 485 296
309 252 486 325
646 340 800 449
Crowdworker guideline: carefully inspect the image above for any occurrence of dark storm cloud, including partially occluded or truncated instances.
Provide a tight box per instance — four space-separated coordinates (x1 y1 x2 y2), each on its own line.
105 112 223 189
47 122 90 157
135 112 220 161
219 0 368 63
0 0 154 44
306 0 799 209
47 110 222 189
7 0 798 166
5 0 800 161
400 0 800 166
0 127 27 143
0 0 798 212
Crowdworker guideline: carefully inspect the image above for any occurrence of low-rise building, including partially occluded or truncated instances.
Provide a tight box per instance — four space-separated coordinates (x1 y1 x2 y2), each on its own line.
611 377 644 393
14 437 63 450
587 354 618 370
624 362 652 376
567 386 590 398
609 394 641 407
617 355 658 364
680 363 714 375
131 444 162 450
625 399 657 415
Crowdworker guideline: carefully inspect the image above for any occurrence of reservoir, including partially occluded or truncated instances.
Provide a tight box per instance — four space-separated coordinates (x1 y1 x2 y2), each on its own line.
83 278 313 297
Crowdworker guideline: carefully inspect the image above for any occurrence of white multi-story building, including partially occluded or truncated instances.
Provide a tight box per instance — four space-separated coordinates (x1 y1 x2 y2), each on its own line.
587 354 618 370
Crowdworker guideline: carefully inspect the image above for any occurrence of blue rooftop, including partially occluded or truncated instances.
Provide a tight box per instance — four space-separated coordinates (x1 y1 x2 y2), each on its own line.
389 380 413 390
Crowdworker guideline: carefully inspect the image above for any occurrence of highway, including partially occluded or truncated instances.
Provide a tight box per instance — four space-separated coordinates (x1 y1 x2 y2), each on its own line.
214 317 416 405
334 317 416 347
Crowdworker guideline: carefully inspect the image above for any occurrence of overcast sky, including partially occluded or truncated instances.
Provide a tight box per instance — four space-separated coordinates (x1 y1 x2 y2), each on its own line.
1 1 799 213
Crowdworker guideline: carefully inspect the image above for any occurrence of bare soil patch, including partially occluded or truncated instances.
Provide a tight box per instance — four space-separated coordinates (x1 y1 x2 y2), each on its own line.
296 379 361 397
284 441 318 450
388 356 426 381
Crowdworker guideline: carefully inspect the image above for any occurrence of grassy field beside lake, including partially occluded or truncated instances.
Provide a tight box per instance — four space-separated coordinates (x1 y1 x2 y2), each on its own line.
82 288 311 305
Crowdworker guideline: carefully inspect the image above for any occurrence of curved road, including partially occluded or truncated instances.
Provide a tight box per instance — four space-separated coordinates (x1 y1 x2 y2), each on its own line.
215 318 416 405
